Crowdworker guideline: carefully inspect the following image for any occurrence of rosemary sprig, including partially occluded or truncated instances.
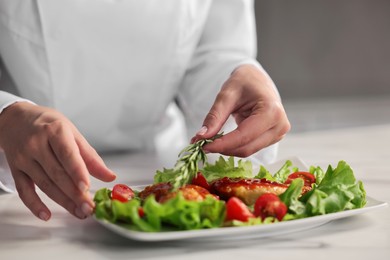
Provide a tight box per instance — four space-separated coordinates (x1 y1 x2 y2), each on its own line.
171 133 223 190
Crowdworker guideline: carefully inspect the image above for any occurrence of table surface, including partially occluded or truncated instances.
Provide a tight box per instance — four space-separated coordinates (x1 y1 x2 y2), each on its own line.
1 124 389 260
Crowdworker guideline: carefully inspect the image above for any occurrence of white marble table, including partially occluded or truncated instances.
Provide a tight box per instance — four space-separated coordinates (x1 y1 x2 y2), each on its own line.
1 124 389 260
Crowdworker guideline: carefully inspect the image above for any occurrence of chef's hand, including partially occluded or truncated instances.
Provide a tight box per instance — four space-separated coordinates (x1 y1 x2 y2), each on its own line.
0 102 116 220
192 64 290 157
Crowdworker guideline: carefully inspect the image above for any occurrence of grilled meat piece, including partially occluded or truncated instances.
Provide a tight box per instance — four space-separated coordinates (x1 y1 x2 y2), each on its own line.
210 177 289 205
139 183 217 203
159 184 217 203
138 182 172 202
140 176 312 206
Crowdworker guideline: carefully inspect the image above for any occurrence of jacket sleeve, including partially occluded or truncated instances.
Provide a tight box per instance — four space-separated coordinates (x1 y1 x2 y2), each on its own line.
177 0 262 135
0 65 16 192
0 90 33 114
0 57 34 115
177 0 279 163
0 151 14 193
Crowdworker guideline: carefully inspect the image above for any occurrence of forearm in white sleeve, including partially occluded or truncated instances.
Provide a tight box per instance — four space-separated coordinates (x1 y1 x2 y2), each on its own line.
178 0 260 134
0 90 35 114
177 0 279 164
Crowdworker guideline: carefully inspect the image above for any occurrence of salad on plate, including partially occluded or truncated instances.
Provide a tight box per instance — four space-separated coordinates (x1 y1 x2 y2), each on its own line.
93 134 367 233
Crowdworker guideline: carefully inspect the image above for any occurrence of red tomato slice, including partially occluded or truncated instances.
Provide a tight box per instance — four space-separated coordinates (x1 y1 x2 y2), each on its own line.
225 197 255 222
111 184 135 202
191 172 210 191
254 193 287 221
138 207 145 218
285 171 316 186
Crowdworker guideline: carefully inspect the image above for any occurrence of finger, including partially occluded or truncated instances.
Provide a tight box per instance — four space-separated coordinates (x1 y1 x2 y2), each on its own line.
19 160 90 219
205 100 290 156
12 168 51 221
193 87 237 141
46 121 91 193
210 126 285 157
35 143 94 209
203 113 272 154
76 134 116 182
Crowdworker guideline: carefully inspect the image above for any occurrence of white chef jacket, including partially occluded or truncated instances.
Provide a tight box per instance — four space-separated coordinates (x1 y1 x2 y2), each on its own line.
0 0 278 192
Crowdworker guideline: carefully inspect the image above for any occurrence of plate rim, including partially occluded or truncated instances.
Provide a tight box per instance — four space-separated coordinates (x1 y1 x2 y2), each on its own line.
94 195 387 242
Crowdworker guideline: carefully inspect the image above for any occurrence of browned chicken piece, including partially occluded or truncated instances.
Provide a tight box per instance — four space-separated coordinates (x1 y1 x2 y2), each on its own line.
138 182 172 202
210 177 289 205
159 184 218 203
139 177 312 206
139 183 217 203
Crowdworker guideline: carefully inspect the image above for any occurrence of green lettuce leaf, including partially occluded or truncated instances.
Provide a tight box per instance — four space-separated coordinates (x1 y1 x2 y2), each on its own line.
254 160 299 182
273 160 298 183
300 161 366 215
200 156 253 182
309 165 325 185
153 168 178 184
254 165 275 181
279 178 306 217
94 190 225 232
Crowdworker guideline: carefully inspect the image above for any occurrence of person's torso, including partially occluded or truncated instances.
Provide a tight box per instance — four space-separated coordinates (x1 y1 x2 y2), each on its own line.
0 0 211 151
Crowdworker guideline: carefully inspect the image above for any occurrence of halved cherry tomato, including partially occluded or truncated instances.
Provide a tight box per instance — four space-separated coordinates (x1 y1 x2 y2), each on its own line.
285 171 316 186
191 172 210 191
138 207 145 218
254 193 287 221
111 184 135 202
225 197 255 222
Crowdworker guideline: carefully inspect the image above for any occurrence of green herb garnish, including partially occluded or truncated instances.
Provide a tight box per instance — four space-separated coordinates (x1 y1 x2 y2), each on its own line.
155 133 223 190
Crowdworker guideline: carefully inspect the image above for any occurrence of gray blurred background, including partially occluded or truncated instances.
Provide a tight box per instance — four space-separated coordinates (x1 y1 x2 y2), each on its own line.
254 0 390 132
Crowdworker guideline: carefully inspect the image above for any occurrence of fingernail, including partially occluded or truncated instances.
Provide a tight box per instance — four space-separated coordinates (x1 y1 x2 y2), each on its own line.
78 181 89 192
81 202 93 216
196 126 208 136
75 207 87 219
38 211 50 221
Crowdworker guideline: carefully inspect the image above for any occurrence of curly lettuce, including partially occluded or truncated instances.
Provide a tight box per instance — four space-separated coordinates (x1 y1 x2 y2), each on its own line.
279 160 366 219
254 160 298 182
302 160 366 215
94 189 225 232
201 156 253 182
